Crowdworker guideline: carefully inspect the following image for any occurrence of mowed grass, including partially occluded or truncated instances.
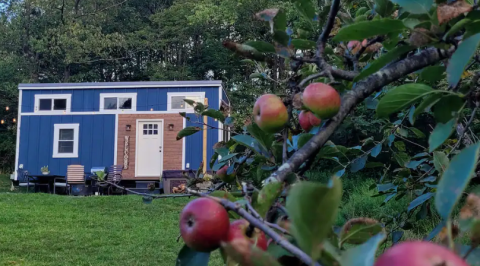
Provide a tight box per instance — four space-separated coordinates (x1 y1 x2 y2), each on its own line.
0 175 223 266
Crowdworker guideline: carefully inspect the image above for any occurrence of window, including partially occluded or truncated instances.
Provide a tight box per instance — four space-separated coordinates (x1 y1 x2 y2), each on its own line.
34 94 71 113
99 93 137 112
53 124 79 158
143 124 159 135
167 92 205 112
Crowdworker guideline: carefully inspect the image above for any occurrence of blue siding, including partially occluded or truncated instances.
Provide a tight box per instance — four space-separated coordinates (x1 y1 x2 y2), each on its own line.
22 87 221 112
19 85 222 173
18 115 115 175
185 114 219 171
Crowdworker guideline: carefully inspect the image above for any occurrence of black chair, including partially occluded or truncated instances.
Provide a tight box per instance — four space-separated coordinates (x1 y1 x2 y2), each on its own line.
107 165 124 195
15 169 35 193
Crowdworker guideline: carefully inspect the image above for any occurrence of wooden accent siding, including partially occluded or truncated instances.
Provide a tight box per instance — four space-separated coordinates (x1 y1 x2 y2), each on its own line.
117 114 183 179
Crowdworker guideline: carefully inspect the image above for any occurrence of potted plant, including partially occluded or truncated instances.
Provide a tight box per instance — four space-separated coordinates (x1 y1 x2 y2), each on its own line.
95 171 108 187
41 166 50 175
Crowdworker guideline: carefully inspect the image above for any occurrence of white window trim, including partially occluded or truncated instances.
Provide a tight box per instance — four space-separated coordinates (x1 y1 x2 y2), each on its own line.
99 93 137 113
167 92 205 112
53 123 79 158
34 94 72 114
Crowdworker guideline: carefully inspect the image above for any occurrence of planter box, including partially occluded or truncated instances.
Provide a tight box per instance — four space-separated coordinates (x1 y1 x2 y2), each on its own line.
162 170 195 195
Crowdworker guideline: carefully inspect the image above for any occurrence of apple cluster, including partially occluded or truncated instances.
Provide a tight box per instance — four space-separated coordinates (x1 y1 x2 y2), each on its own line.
179 198 267 254
252 82 341 134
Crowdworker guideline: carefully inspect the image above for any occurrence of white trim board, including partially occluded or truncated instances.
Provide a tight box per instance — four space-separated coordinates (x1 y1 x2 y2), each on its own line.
14 90 22 180
99 92 137 113
20 110 192 116
182 117 186 170
34 94 72 114
114 114 118 165
135 119 164 177
166 92 206 112
19 84 222 90
53 123 80 158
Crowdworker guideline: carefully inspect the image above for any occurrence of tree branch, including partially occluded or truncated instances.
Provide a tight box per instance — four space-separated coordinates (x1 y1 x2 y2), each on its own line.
186 189 321 266
268 47 454 183
318 0 341 47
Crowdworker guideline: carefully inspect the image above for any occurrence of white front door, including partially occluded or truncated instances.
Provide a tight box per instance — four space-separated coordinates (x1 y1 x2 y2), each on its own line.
136 121 163 177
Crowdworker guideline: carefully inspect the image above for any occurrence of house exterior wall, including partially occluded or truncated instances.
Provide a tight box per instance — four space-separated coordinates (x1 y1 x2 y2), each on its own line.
116 114 183 179
17 115 115 175
16 81 225 179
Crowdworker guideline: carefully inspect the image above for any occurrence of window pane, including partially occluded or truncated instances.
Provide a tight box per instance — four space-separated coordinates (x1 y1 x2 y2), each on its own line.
143 130 148 135
148 124 153 129
153 124 158 129
58 141 74 153
53 99 67 110
119 98 132 109
186 96 202 103
39 99 52 111
104 97 117 110
153 130 158 135
59 129 74 140
143 124 147 129
171 96 186 109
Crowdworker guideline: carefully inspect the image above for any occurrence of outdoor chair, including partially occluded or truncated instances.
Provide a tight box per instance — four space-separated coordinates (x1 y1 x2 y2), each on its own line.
107 165 124 195
15 169 36 193
54 165 86 195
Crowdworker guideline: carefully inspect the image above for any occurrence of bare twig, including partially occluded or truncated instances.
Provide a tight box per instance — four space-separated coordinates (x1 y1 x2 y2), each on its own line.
283 129 288 164
265 222 291 235
394 133 428 150
448 106 479 156
464 244 478 259
186 189 321 266
318 0 341 48
298 71 327 88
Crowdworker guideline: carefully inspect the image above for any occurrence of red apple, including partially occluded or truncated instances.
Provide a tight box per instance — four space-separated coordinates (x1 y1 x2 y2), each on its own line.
298 111 322 131
226 219 268 251
374 241 468 266
302 83 341 119
253 94 288 134
179 198 230 252
215 165 236 183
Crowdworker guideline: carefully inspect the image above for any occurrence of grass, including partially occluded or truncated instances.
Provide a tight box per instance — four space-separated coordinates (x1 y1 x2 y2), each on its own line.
1 170 466 265
0 175 223 266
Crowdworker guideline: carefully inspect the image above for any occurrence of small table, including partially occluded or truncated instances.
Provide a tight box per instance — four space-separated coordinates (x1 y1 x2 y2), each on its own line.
29 174 65 194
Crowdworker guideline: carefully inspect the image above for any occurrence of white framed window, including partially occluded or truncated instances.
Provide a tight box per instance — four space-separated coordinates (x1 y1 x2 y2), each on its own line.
34 94 72 113
167 92 205 112
99 93 137 113
53 124 79 158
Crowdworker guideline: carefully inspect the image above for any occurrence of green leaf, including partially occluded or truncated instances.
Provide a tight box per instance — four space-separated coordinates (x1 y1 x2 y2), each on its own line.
376 83 434 118
274 9 287 31
447 33 480 87
409 127 426 138
232 135 262 155
333 19 406 42
408 192 434 212
457 245 480 266
419 65 446 82
176 127 202 140
273 30 290 46
464 21 480 40
428 118 456 152
366 162 385 168
435 143 480 219
390 0 433 14
444 19 472 40
250 73 264 79
255 181 283 218
267 242 293 258
219 153 239 163
291 39 316 50
365 97 379 109
184 99 196 107
432 95 464 123
202 109 225 123
356 7 369 17
340 233 386 266
433 151 449 173
286 178 342 261
394 152 410 167
225 117 234 127
209 153 218 169
247 123 274 150
340 222 384 246
176 245 210 266
412 93 443 120
298 133 314 149
371 144 382 158
375 0 395 17
212 162 227 171
244 41 276 53
351 155 367 173
221 242 282 266
294 0 316 21
394 141 406 151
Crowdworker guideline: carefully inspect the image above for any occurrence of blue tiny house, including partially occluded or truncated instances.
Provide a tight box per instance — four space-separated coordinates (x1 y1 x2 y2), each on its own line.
15 80 230 180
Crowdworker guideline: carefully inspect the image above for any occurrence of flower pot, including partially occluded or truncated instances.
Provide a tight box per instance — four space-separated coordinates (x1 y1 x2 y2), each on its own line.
42 171 50 175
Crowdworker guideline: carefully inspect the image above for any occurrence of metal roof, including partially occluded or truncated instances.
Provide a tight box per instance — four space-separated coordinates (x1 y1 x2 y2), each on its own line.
18 80 223 90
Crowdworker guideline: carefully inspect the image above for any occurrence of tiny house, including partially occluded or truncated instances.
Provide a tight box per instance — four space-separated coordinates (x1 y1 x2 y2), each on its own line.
15 80 230 180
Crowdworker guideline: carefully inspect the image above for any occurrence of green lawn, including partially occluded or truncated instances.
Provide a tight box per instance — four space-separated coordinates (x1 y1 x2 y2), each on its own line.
0 175 223 266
